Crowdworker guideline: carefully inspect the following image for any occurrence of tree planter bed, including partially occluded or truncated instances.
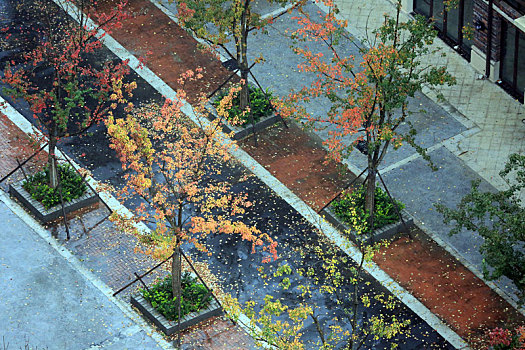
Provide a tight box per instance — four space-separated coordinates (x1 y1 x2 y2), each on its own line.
9 180 98 223
130 293 223 335
321 206 415 244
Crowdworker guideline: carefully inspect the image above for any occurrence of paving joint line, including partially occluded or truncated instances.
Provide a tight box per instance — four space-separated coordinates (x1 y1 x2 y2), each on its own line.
51 3 473 348
259 3 298 20
379 126 482 175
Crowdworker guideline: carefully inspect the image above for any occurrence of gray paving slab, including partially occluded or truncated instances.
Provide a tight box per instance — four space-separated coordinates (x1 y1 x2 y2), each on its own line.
0 200 162 350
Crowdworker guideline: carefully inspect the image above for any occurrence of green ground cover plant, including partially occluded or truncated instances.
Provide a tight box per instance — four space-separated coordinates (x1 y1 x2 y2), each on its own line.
22 164 87 210
141 272 212 321
332 185 405 231
214 86 274 126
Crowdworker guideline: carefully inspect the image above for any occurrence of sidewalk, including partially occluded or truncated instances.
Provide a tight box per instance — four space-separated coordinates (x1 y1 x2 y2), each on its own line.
0 196 163 350
334 0 525 193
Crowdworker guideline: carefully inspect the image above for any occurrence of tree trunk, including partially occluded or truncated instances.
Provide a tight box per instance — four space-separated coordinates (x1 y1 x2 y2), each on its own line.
171 245 182 307
48 126 59 189
239 67 249 111
364 166 376 232
239 1 250 112
172 204 184 309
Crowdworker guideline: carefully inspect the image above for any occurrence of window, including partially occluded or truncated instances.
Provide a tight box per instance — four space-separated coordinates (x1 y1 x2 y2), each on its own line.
413 0 473 58
500 20 525 101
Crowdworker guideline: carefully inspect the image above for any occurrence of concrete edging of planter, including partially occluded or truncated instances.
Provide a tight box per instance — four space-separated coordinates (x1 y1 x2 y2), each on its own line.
9 180 99 223
130 293 223 335
225 113 282 140
321 206 414 244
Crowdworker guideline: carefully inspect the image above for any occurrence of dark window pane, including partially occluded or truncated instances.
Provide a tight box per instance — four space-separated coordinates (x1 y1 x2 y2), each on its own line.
462 0 473 50
501 23 516 87
414 0 431 16
447 4 460 42
517 31 525 94
432 0 444 30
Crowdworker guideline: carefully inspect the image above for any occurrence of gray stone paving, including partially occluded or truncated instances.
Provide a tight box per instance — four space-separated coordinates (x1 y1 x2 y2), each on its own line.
0 199 162 350
383 146 518 294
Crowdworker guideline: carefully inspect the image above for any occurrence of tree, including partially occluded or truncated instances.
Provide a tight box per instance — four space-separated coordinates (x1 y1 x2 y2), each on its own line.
223 201 409 349
1 0 133 188
436 153 525 303
175 0 304 111
279 0 455 230
106 77 277 306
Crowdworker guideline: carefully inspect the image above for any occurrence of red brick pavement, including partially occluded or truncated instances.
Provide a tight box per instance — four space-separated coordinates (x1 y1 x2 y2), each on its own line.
0 113 47 187
96 0 239 103
240 123 355 212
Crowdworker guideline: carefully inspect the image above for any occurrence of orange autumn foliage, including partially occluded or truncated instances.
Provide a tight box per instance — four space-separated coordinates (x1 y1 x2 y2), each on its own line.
106 79 278 264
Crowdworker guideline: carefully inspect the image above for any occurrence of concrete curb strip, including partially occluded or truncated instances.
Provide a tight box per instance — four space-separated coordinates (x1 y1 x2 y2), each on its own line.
131 294 223 335
9 179 99 223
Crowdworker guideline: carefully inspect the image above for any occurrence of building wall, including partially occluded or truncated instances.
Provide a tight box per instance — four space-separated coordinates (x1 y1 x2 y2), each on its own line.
473 0 502 61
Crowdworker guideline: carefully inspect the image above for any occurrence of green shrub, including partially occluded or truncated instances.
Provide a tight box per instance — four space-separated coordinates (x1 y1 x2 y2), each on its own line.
141 272 212 321
22 164 87 209
332 185 405 230
213 86 274 126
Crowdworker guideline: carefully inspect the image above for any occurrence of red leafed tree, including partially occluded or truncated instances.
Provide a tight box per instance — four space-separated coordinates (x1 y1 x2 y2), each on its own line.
2 0 133 188
280 0 455 230
106 77 277 304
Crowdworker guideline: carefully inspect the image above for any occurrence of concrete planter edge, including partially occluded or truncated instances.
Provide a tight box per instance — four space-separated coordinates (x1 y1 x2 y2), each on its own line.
9 179 98 223
321 205 414 244
130 294 223 335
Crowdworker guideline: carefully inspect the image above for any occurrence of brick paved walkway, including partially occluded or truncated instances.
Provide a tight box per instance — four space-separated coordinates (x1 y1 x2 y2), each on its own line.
0 113 46 189
240 123 356 212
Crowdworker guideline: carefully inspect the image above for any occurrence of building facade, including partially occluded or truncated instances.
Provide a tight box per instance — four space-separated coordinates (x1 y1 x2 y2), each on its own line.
401 0 525 103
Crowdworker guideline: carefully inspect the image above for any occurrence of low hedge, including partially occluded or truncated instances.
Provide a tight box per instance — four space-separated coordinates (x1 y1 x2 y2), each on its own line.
23 164 87 210
141 272 212 322
332 185 405 231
